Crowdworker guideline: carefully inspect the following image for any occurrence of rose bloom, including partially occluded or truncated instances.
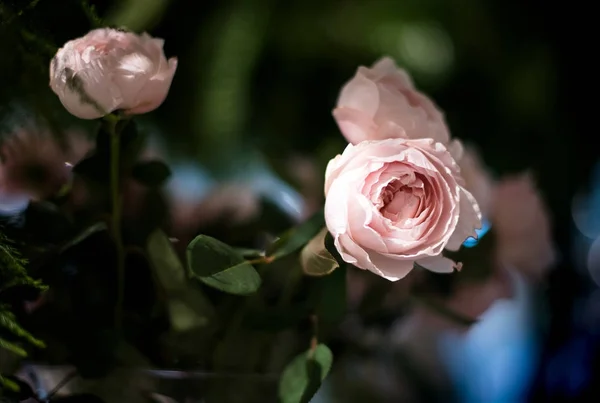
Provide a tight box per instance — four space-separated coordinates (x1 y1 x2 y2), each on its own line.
457 144 556 280
50 28 177 119
333 57 458 151
325 136 481 280
491 172 556 279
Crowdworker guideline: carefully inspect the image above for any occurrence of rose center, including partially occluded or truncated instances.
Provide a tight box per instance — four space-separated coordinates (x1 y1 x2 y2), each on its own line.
379 180 424 222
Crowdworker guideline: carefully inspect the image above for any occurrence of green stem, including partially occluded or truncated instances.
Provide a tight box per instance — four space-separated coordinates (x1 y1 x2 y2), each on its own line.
308 314 318 358
109 120 125 331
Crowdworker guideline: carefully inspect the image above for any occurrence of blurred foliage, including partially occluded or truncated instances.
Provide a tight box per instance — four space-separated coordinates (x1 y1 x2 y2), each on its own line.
0 229 46 396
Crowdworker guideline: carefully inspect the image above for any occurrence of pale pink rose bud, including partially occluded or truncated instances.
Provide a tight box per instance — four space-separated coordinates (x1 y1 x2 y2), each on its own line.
491 172 556 279
333 57 449 146
50 28 178 119
324 136 481 281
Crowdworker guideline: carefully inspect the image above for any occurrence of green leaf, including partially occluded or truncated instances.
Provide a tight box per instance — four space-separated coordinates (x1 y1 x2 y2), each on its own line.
0 374 19 395
0 305 46 349
0 337 26 356
131 160 172 187
324 231 344 266
187 235 261 296
410 294 479 326
167 299 209 331
0 231 45 292
147 230 215 331
300 360 325 403
300 228 339 277
0 374 34 400
233 248 265 259
278 344 333 403
268 211 325 260
147 230 187 293
0 231 46 360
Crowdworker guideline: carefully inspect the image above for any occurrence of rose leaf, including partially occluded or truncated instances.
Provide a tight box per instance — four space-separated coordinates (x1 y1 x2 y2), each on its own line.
186 235 261 296
278 344 333 403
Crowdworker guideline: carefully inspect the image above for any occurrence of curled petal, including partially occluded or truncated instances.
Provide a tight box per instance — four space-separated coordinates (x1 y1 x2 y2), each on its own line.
337 71 380 118
446 186 482 251
125 58 178 115
417 255 458 273
332 107 378 145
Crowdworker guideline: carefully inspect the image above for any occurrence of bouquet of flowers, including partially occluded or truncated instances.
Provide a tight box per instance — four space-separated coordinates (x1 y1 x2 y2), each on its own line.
0 26 555 403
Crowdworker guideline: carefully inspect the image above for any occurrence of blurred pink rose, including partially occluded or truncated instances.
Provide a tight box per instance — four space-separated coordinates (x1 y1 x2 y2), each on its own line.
285 154 323 219
0 129 83 200
491 172 556 279
325 137 481 281
456 146 555 278
169 184 261 250
333 57 450 146
446 264 513 320
50 28 177 119
458 145 494 218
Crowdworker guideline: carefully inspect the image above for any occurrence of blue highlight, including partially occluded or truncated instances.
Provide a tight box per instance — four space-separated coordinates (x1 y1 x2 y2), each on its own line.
462 218 491 248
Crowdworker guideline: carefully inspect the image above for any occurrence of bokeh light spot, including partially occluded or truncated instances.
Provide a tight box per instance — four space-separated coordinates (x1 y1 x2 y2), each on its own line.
397 22 454 78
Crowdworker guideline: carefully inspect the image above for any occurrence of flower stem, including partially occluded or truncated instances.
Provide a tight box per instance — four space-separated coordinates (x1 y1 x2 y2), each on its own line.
308 314 318 358
109 119 125 331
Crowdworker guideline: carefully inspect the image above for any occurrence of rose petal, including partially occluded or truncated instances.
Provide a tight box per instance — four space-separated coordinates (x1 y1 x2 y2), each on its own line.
446 186 482 251
337 71 380 118
416 255 457 273
124 58 178 114
367 251 415 281
332 107 378 144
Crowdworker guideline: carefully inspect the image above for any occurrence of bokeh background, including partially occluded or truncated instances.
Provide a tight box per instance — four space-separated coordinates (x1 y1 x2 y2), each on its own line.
0 0 597 401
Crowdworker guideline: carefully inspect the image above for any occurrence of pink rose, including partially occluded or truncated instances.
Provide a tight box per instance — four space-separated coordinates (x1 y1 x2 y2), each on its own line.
50 28 178 119
324 137 481 281
491 172 556 279
333 57 450 146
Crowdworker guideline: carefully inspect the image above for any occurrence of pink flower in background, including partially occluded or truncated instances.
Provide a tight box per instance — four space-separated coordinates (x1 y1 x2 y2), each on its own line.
324 137 481 281
0 129 89 200
446 265 513 320
458 145 494 218
492 172 556 279
169 184 262 252
456 146 556 278
50 28 178 119
333 57 450 146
